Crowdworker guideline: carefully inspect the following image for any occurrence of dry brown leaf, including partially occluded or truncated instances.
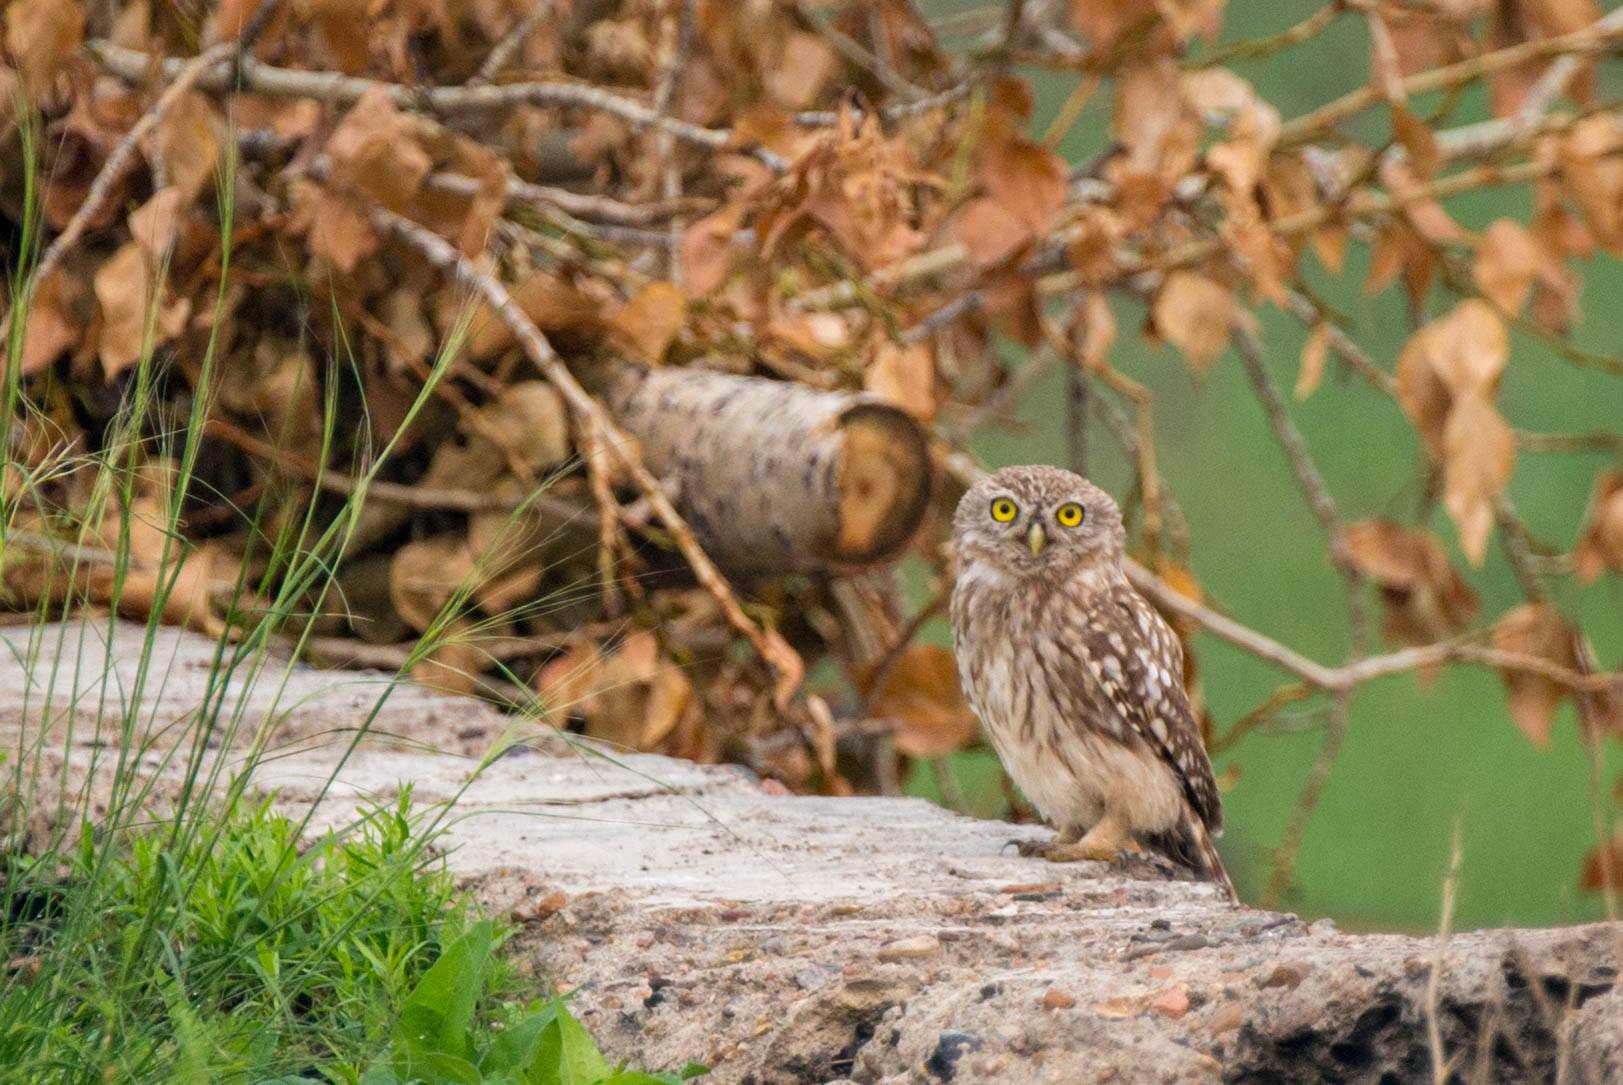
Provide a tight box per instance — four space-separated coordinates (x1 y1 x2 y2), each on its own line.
129 187 185 259
1441 396 1515 566
82 493 222 636
1186 69 1279 196
793 112 926 272
299 0 371 73
1574 471 1623 582
866 645 980 758
1395 300 1515 564
1068 0 1155 49
979 133 1067 234
955 198 1030 269
1154 0 1225 43
609 282 687 364
1474 219 1541 315
148 91 222 200
379 287 433 373
1581 836 1623 893
306 187 380 273
764 32 837 109
389 534 477 633
682 205 746 296
1112 57 1199 183
1380 157 1465 246
1343 520 1479 647
93 242 191 379
1152 271 1233 374
1492 603 1580 748
1557 115 1623 252
15 269 80 376
865 339 936 421
411 619 488 696
470 381 571 475
1062 208 1124 287
1391 105 1440 182
5 0 83 93
1296 322 1330 399
540 631 693 751
327 87 431 212
536 639 603 719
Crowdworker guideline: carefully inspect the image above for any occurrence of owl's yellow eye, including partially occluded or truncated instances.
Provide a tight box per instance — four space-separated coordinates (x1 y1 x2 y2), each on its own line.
990 497 1018 523
1055 502 1085 528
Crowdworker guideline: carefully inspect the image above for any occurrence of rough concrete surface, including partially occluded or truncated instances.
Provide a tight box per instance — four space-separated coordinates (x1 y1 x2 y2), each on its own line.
3 620 1620 1084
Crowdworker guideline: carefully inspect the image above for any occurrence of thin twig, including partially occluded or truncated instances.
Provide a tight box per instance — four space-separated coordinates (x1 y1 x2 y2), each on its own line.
1232 323 1372 655
1262 692 1351 908
470 0 550 85
652 0 697 283
89 40 790 172
1125 562 1622 695
425 171 714 228
1277 11 1623 146
1283 289 1399 397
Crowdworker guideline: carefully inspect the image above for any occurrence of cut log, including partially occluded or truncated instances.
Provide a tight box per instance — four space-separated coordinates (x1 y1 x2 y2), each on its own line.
592 363 933 576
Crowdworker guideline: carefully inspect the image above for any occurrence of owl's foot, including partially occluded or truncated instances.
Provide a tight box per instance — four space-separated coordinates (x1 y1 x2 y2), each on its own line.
1018 820 1126 865
1034 839 1128 864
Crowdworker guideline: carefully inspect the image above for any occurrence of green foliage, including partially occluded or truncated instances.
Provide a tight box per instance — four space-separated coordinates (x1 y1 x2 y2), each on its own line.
359 921 706 1085
0 794 481 1084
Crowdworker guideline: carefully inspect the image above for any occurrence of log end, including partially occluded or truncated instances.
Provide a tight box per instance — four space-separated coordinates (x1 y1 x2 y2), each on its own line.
832 402 933 568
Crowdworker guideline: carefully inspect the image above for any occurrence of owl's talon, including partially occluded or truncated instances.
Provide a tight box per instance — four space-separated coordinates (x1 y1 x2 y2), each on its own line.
1012 837 1050 858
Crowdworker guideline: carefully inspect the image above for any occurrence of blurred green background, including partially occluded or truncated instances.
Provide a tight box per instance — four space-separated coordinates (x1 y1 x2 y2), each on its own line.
905 1 1623 932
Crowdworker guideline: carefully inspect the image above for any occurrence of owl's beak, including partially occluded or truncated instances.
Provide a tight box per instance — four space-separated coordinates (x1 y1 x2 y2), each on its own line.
1025 520 1047 557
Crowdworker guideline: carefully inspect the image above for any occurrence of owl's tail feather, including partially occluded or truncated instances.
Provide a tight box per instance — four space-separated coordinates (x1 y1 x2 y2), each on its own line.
1152 812 1238 904
1189 817 1238 903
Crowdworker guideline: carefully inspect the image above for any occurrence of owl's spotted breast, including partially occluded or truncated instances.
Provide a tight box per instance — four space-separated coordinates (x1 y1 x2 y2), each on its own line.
952 564 1189 839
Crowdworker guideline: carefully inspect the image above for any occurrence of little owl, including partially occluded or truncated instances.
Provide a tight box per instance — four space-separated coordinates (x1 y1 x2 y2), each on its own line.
950 465 1235 900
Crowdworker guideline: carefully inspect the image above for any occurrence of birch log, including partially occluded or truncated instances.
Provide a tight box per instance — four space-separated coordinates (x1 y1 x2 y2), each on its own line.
593 364 933 577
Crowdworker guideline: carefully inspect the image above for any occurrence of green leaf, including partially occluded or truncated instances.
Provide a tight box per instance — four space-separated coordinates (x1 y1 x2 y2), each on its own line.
596 1064 708 1085
394 1049 484 1085
397 920 494 1061
479 1003 557 1076
529 997 612 1085
358 1066 402 1085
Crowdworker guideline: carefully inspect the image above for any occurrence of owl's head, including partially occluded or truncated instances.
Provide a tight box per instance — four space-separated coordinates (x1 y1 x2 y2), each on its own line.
951 465 1126 577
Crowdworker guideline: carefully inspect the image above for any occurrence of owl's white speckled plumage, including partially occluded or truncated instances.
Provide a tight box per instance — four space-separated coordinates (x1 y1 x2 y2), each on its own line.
950 465 1234 899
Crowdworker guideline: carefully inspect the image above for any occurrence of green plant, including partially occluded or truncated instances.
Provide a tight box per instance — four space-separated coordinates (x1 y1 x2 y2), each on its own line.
0 794 480 1083
359 920 706 1085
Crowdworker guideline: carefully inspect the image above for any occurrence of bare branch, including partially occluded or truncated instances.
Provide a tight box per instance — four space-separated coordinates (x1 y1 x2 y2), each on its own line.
89 39 790 172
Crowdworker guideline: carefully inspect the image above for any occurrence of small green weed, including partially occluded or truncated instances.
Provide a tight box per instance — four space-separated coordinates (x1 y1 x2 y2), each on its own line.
357 920 707 1085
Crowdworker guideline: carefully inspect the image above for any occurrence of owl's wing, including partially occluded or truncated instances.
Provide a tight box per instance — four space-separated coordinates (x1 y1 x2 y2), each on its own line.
1067 580 1222 833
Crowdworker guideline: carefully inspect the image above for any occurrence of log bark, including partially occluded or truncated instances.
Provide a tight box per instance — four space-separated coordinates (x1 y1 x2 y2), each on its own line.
593 364 933 577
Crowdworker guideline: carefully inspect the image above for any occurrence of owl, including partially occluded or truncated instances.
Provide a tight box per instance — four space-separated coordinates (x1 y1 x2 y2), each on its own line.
950 465 1235 900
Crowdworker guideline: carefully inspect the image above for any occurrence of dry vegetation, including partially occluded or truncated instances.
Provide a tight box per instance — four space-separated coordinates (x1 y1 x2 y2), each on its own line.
3 0 1623 905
